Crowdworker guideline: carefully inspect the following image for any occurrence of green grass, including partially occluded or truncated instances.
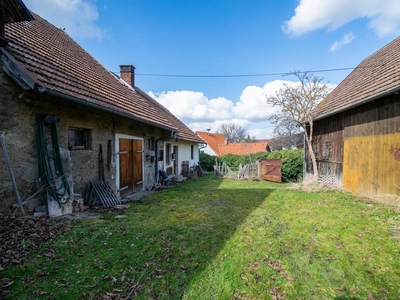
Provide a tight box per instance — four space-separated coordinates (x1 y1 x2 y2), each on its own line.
1 174 399 299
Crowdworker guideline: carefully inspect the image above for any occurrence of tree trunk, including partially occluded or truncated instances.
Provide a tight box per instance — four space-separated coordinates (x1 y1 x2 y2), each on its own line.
304 122 319 182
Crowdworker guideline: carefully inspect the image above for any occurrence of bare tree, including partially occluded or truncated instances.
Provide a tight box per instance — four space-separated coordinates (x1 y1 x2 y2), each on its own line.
266 71 329 181
217 122 247 143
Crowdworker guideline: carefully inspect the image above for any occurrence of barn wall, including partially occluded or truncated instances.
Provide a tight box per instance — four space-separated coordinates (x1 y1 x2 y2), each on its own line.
342 94 400 202
309 93 400 203
306 113 344 187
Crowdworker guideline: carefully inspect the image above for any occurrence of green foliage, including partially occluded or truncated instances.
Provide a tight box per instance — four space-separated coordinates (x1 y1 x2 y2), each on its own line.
268 149 303 182
215 150 303 181
199 152 216 171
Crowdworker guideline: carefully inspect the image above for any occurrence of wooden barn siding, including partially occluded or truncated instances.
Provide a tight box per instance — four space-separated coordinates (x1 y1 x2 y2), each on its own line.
309 93 400 202
306 113 344 185
342 94 400 201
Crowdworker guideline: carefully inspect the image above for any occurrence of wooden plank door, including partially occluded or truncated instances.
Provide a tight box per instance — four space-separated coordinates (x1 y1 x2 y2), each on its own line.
133 139 143 187
119 139 133 195
261 159 282 182
119 139 143 196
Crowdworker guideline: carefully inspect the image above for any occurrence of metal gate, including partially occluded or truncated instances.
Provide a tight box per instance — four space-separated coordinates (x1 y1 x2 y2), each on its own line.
261 159 282 182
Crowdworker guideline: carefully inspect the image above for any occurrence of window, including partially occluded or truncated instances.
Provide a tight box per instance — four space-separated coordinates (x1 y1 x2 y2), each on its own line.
147 137 154 150
191 145 194 160
68 128 92 150
314 142 319 159
322 141 331 160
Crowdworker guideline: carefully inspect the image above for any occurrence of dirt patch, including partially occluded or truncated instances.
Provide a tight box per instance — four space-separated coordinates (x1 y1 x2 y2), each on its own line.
286 181 333 192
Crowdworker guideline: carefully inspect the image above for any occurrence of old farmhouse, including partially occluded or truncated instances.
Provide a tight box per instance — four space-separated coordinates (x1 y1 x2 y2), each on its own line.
306 36 400 203
0 10 204 215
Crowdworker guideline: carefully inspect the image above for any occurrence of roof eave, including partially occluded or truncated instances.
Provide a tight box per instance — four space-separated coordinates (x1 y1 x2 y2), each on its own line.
313 85 400 122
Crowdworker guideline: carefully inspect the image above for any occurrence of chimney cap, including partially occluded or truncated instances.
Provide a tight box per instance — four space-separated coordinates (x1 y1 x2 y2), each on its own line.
120 65 136 72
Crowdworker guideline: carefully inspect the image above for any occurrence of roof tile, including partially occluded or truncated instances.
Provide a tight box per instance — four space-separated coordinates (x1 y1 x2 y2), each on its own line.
4 12 180 131
313 36 400 120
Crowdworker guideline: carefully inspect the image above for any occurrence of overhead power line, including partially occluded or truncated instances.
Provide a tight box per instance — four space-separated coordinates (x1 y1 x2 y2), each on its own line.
118 65 381 78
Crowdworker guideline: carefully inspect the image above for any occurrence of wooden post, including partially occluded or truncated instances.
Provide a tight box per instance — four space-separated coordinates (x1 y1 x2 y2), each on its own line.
0 133 25 215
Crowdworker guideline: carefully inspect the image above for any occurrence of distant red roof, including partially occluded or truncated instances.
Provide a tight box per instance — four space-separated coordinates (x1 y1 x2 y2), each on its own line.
196 131 226 155
218 142 269 156
196 131 269 156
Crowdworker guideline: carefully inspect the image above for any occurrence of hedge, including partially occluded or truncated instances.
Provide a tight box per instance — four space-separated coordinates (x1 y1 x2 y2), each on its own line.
199 149 303 181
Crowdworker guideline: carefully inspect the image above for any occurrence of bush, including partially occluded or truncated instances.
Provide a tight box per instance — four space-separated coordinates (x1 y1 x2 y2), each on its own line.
200 149 304 182
267 149 303 182
199 152 216 171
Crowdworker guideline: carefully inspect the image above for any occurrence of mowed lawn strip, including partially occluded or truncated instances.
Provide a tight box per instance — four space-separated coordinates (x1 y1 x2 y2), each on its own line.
1 174 399 299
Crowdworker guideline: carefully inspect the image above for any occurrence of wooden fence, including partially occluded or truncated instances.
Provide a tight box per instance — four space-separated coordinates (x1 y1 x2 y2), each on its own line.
214 161 261 179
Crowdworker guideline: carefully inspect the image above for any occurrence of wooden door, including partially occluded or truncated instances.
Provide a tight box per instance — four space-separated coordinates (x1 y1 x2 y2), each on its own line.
119 139 133 195
133 139 143 186
119 138 143 196
261 159 282 182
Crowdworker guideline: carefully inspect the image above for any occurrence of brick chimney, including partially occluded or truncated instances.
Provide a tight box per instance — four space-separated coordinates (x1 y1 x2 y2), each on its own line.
120 65 136 87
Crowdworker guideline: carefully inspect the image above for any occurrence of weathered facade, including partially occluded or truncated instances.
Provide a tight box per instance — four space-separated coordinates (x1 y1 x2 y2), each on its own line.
306 37 400 203
0 10 203 214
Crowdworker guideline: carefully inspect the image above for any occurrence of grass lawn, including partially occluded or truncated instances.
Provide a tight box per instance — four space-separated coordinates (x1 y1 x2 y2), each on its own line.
1 174 399 299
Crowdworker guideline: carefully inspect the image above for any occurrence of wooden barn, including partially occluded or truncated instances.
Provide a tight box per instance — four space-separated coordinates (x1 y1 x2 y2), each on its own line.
306 36 400 203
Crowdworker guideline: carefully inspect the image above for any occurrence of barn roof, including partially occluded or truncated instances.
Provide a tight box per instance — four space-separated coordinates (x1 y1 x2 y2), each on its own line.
3 12 185 132
313 36 400 120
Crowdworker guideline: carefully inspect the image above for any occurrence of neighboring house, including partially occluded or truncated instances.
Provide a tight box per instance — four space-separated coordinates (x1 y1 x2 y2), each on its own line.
268 133 304 151
218 142 270 156
0 11 202 214
196 131 226 156
196 131 270 156
305 36 400 203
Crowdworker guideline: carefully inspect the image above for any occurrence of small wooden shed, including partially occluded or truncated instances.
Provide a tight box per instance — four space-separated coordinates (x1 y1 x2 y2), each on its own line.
306 36 400 203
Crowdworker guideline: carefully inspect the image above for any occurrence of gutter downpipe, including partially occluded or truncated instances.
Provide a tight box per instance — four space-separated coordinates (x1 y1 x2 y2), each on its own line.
154 131 176 188
36 87 176 132
198 142 207 164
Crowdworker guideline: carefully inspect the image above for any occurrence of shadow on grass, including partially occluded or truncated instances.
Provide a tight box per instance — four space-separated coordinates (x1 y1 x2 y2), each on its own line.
1 176 276 299
126 178 275 298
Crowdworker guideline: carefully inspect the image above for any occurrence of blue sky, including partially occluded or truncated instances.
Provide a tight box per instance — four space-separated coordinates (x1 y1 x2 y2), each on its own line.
24 0 400 138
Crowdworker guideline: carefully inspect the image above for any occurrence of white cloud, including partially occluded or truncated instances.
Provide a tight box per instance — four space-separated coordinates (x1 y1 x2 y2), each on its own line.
233 80 298 121
148 91 234 121
24 0 107 40
187 119 251 134
283 0 400 37
330 32 356 52
149 80 307 139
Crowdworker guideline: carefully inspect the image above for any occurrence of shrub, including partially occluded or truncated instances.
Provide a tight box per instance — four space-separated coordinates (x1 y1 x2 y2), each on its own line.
199 152 216 171
267 149 303 182
200 149 304 182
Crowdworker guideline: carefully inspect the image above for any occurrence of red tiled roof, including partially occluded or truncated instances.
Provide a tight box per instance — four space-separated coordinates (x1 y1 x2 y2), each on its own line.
313 36 400 120
196 131 226 155
218 142 269 156
134 87 204 143
196 131 269 156
4 12 179 131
